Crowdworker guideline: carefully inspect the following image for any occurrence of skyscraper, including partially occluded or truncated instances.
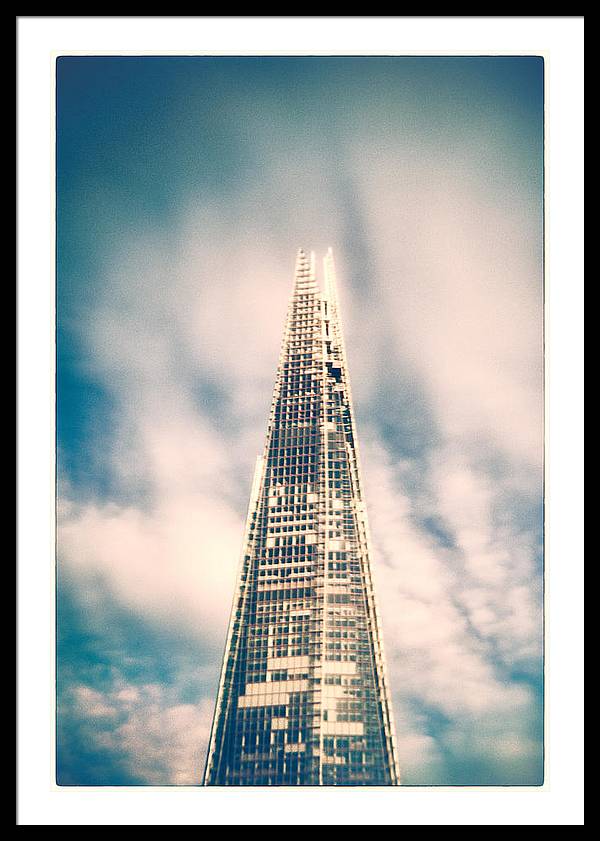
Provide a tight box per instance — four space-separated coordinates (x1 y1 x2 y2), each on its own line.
203 249 400 786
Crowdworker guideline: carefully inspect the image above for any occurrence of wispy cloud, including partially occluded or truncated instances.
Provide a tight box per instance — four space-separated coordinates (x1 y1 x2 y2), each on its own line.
361 435 542 783
59 678 213 785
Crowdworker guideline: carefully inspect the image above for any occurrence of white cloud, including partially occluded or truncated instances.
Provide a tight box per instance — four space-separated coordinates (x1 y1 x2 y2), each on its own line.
74 685 119 720
67 680 213 785
352 152 543 469
59 486 242 639
361 433 541 780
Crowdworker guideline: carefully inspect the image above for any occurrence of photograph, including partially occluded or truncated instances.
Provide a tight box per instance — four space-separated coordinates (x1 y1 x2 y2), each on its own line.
55 54 546 788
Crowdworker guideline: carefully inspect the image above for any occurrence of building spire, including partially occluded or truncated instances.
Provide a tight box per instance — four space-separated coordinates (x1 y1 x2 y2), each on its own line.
323 246 338 305
294 247 315 292
295 246 309 271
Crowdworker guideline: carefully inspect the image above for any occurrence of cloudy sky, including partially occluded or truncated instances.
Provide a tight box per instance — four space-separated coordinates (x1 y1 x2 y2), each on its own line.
56 55 544 786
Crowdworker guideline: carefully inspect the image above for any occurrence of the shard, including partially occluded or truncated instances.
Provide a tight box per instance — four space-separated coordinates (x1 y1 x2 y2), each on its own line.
203 249 400 785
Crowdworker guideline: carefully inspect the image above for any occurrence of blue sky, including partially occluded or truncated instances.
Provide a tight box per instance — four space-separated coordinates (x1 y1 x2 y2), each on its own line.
57 55 544 785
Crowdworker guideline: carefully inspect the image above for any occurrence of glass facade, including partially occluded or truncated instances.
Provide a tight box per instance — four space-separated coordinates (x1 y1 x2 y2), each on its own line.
203 249 400 785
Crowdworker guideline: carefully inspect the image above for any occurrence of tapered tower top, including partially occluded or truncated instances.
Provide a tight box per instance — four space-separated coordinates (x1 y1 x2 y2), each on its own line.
294 247 316 292
295 247 309 267
294 247 337 292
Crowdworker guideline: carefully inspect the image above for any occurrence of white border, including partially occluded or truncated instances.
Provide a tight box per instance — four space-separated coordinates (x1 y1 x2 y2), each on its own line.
17 16 584 825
